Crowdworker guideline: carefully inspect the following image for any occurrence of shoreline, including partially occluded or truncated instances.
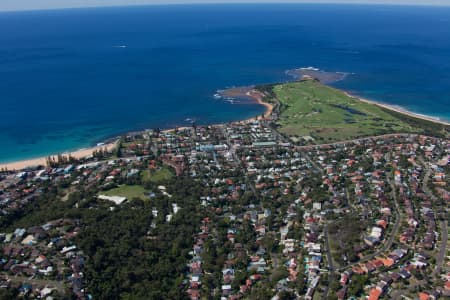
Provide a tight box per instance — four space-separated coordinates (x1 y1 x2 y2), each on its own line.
247 89 274 119
1 88 273 171
239 89 274 122
221 86 273 121
0 141 118 171
343 91 450 126
163 89 274 132
1 84 447 171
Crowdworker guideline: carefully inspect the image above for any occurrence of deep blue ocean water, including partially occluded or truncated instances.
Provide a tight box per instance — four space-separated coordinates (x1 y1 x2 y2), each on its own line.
1 4 450 163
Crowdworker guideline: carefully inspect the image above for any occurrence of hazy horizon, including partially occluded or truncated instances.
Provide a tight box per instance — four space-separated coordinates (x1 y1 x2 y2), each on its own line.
1 0 450 12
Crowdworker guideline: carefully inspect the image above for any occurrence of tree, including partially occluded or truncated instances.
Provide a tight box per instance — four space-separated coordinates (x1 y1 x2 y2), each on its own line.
278 290 296 300
348 275 368 297
271 266 289 283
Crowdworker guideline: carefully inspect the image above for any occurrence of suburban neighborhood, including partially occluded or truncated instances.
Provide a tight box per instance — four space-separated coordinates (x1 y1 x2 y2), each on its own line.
0 115 448 299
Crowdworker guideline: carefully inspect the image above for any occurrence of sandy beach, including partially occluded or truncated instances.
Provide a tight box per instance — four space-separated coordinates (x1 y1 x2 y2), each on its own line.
246 89 274 119
0 141 118 171
344 92 450 126
1 86 447 172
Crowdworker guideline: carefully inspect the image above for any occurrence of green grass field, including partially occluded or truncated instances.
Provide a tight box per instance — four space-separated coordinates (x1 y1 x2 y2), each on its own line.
102 185 148 200
141 167 173 184
268 79 447 143
99 168 173 201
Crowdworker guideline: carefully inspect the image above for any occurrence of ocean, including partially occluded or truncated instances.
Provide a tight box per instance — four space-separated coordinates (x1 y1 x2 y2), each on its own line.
1 4 449 163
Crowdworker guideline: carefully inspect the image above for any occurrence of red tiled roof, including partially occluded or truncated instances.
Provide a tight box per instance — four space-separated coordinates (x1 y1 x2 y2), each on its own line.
368 288 382 300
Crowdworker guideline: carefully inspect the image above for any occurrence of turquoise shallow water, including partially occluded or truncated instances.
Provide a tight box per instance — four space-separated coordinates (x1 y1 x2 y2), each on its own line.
0 4 449 163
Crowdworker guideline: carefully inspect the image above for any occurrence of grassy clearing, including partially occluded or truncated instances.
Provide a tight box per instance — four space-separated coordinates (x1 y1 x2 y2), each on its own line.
141 167 173 184
268 79 445 143
102 185 148 200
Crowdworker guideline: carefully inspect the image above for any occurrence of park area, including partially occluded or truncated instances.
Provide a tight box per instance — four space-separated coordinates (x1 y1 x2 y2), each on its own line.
271 80 421 143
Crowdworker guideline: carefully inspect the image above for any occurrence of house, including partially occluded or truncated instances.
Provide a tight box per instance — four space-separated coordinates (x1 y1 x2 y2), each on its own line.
398 269 411 279
40 287 54 298
61 245 77 254
380 257 395 267
340 272 350 285
419 292 430 300
368 288 382 300
222 285 232 296
21 235 36 246
364 236 380 247
14 228 26 239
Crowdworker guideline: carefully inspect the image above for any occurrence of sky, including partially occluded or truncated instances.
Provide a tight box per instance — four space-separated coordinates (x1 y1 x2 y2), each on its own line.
1 0 450 11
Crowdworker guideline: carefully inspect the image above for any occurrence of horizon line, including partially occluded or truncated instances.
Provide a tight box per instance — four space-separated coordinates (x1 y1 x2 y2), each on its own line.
1 1 450 13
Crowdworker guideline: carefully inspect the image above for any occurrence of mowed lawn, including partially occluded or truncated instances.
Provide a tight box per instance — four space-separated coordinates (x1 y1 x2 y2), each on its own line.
272 80 419 143
141 167 173 184
102 185 149 200
100 167 173 201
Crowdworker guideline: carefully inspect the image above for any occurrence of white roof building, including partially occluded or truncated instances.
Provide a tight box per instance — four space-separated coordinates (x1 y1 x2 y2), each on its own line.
98 195 127 205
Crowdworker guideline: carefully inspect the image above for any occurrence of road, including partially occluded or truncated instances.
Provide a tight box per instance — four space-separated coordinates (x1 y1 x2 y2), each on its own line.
419 156 438 202
267 125 323 174
323 224 335 273
221 125 259 197
336 174 402 272
389 278 427 299
269 253 280 283
386 175 402 250
266 123 335 298
322 224 335 300
243 125 433 293
294 133 417 151
418 156 448 277
434 220 448 277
